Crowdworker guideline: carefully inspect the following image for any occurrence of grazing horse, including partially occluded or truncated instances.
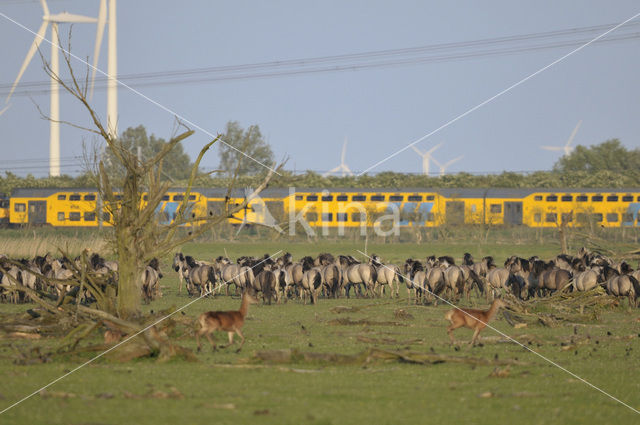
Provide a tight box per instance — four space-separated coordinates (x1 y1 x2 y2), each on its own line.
172 253 191 293
321 262 342 298
341 256 377 298
486 267 510 300
300 267 322 304
217 261 255 296
141 258 163 302
253 267 278 304
573 267 603 292
370 254 402 298
607 271 640 307
184 256 216 296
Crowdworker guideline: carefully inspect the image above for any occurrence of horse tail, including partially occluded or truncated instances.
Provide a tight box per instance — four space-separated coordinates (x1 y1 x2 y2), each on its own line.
395 266 404 283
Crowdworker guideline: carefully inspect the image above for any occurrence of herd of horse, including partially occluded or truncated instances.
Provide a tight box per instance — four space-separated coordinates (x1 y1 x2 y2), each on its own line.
1 247 638 308
171 247 640 307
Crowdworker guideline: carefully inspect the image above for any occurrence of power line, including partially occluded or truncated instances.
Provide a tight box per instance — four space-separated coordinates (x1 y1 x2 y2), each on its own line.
2 21 639 97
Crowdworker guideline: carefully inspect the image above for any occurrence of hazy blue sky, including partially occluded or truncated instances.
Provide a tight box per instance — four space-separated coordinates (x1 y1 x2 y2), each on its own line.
0 0 639 177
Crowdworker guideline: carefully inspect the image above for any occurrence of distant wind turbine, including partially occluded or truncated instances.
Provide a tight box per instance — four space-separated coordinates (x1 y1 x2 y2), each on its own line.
541 120 582 157
323 137 353 177
6 0 101 177
0 104 9 116
431 154 463 176
411 143 442 175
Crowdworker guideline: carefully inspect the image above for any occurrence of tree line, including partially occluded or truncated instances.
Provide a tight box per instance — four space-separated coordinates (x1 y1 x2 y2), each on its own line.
2 129 639 195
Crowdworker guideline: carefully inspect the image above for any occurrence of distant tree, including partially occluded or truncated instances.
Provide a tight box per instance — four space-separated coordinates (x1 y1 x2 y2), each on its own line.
218 121 274 176
104 125 193 182
553 139 640 173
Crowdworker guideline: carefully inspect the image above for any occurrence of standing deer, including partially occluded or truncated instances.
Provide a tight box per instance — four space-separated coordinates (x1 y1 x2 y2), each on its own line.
444 299 506 346
196 292 259 353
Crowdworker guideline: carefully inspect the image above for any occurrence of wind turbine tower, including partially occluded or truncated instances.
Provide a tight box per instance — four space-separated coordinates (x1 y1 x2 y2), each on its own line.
411 143 442 175
323 137 353 177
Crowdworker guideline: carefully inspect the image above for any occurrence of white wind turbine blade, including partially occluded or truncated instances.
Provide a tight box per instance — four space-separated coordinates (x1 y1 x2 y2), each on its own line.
40 0 49 17
443 155 463 169
47 12 98 23
90 0 107 99
540 145 563 151
563 120 582 155
0 104 10 116
6 20 49 103
426 142 442 155
341 137 348 164
411 145 424 156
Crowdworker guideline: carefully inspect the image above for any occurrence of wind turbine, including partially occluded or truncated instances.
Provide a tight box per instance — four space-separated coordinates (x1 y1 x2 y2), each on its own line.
541 120 582 157
0 105 9 116
411 143 442 175
6 0 99 177
431 154 463 176
323 137 353 177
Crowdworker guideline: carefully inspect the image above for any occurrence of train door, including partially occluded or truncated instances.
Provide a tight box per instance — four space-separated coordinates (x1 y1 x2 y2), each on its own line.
504 202 523 225
445 201 465 225
28 201 47 225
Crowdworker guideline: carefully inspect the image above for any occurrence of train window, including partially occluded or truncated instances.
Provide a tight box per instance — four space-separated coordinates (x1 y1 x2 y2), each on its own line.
103 212 111 222
162 195 169 201
352 195 366 202
351 212 365 222
14 203 25 212
637 196 640 202
593 213 603 222
189 195 196 201
607 195 619 202
546 195 557 202
306 195 318 201
57 194 66 200
534 196 543 201
490 204 502 214
389 195 403 202
408 195 422 202
561 213 573 223
426 195 435 201
592 195 603 202
545 213 557 223
69 194 81 201
622 195 633 202
143 195 149 201
84 194 96 201
57 212 65 221
336 195 348 201
426 212 435 222
561 195 573 202
371 195 385 201
534 213 541 223
114 195 123 201
0 200 8 208
622 213 633 222
173 195 184 201
576 195 588 202
336 213 348 222
305 212 318 222
322 195 333 201
84 212 96 221
69 212 81 221
607 213 619 222
321 213 333 222
295 195 303 201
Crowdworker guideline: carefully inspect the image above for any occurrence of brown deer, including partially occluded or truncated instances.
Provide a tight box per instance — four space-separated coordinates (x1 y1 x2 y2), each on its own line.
196 292 259 353
444 299 505 346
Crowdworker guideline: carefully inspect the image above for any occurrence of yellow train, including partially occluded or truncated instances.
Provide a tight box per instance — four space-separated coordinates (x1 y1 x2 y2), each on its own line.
4 187 640 229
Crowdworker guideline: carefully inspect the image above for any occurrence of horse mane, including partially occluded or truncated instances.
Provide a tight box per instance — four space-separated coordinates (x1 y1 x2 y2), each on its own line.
463 253 473 266
185 256 198 268
301 256 315 271
148 258 160 271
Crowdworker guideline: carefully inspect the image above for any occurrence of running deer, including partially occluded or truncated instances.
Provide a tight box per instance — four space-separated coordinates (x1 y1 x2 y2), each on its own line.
196 292 259 353
444 299 506 346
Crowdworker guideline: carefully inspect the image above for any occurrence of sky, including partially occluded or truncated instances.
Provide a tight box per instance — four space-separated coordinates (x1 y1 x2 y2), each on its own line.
0 0 639 178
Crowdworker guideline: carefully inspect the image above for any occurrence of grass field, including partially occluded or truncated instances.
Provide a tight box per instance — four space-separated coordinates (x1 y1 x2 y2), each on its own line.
1 241 639 424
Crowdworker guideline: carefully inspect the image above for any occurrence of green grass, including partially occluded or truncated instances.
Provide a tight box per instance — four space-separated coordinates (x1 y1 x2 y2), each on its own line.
1 241 640 424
